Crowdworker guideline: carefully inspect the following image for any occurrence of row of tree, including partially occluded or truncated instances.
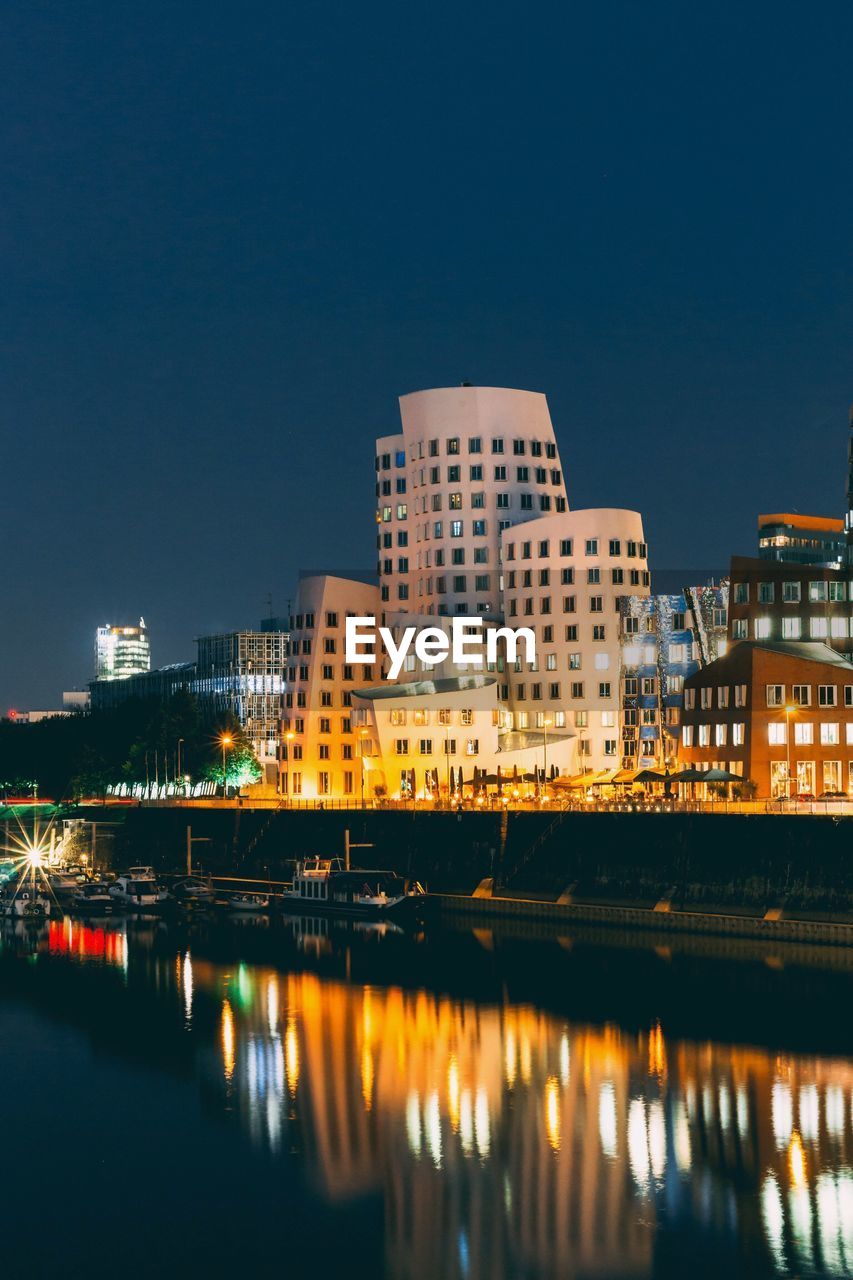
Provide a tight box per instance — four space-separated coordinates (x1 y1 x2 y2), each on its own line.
0 690 261 801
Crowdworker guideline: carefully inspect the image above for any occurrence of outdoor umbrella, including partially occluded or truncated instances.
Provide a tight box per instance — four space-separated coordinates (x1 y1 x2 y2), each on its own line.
702 768 741 782
634 769 665 782
672 767 706 782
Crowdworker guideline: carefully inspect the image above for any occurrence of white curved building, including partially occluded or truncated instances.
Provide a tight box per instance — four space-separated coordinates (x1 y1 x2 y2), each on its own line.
376 386 568 617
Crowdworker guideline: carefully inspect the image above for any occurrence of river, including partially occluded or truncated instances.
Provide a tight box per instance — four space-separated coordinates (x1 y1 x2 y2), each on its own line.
1 911 851 1278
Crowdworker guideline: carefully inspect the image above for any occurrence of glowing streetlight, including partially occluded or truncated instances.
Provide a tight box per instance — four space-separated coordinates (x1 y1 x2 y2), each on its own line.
543 717 553 796
359 728 369 808
285 730 295 805
784 703 796 801
219 733 233 796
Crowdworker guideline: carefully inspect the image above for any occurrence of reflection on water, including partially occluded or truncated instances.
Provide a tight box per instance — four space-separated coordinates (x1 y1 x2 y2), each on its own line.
4 915 853 1278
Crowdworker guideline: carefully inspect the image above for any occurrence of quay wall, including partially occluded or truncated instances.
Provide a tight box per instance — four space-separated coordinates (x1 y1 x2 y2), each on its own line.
89 805 853 918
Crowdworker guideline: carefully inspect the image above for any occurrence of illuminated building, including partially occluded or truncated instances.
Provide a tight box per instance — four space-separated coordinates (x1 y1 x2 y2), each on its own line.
758 513 846 568
619 585 729 769
194 630 288 770
681 639 853 797
727 555 852 657
376 385 568 616
95 617 150 680
500 508 650 775
284 574 381 799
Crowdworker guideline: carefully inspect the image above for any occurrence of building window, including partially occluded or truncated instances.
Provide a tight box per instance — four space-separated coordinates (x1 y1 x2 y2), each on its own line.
758 582 775 604
585 539 599 556
818 685 838 707
809 581 828 603
698 725 710 747
794 722 813 745
810 618 829 639
765 685 784 708
820 723 840 745
395 739 409 754
732 723 745 746
465 738 479 755
682 725 694 747
782 617 802 639
768 723 787 745
782 581 801 603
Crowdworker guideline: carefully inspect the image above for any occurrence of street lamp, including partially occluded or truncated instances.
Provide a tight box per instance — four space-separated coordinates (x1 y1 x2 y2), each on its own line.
784 702 796 801
543 718 552 797
177 738 184 785
359 728 368 808
285 730 295 806
219 733 233 796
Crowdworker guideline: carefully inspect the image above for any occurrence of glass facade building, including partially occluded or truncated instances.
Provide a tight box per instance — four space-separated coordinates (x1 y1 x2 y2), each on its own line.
95 618 151 680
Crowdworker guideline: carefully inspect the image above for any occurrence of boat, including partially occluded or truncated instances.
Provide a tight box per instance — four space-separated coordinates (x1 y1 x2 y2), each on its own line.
48 869 84 897
281 857 425 920
228 891 270 912
108 874 170 909
173 877 216 906
70 881 114 913
2 888 52 920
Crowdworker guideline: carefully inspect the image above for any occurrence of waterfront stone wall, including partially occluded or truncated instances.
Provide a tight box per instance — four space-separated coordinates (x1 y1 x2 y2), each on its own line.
96 806 853 915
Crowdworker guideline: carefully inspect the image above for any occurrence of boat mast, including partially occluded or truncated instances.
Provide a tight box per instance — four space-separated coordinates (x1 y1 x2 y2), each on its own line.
343 828 373 872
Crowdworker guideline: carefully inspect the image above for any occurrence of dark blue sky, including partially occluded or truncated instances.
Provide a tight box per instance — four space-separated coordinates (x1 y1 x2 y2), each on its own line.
3 1 853 708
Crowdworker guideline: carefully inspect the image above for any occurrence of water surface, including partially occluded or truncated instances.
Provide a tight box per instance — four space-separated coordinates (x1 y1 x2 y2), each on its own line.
1 912 852 1278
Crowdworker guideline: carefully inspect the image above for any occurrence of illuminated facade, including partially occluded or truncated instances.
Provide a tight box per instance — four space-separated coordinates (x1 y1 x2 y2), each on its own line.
619 585 729 769
758 513 846 568
194 630 289 768
376 386 568 616
500 509 650 774
94 617 150 680
284 574 381 799
681 639 853 797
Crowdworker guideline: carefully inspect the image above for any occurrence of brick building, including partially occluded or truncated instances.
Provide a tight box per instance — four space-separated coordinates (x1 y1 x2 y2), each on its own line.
727 556 851 655
681 641 853 798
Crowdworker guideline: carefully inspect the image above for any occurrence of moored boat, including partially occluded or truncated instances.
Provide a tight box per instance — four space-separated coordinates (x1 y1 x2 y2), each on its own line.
71 881 114 913
281 857 425 920
228 891 270 912
108 874 170 909
2 888 52 920
48 869 84 897
173 876 216 906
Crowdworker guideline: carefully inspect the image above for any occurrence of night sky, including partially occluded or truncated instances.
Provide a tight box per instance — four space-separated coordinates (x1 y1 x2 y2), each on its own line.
3 1 853 710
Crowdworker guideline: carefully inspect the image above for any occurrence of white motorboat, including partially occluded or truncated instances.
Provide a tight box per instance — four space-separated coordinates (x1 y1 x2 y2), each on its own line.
2 888 52 920
228 891 270 912
71 881 114 913
173 877 216 906
48 869 84 897
108 875 170 909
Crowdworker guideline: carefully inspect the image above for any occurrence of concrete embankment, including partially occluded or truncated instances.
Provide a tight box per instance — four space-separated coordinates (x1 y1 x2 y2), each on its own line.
84 803 853 937
432 887 853 946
